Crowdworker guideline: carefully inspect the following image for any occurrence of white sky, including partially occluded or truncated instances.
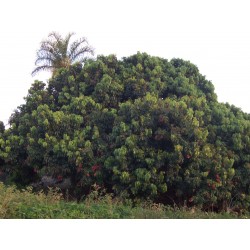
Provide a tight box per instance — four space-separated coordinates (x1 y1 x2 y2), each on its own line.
1 0 250 126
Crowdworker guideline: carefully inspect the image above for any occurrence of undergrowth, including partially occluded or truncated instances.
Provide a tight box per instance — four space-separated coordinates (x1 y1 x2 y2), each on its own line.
0 182 248 219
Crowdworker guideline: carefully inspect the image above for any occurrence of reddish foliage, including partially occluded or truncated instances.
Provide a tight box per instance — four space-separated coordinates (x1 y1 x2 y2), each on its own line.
91 165 100 172
215 174 221 183
77 163 83 173
57 175 63 181
189 197 194 202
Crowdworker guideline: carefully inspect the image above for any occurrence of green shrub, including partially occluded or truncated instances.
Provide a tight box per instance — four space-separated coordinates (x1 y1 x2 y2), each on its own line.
1 52 250 212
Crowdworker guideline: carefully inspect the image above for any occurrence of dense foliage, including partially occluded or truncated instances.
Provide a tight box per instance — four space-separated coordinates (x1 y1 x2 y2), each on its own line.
0 52 249 212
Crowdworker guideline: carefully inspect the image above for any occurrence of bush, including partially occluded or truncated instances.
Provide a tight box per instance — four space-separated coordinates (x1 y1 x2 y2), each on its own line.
1 53 250 212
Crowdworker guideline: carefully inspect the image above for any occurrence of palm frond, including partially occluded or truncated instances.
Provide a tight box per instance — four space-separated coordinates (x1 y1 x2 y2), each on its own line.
37 41 63 66
64 32 75 47
32 32 94 76
70 46 94 63
36 40 59 64
61 32 75 58
35 55 55 66
36 50 55 59
46 32 66 58
31 65 54 76
68 37 90 59
48 32 62 44
40 42 57 53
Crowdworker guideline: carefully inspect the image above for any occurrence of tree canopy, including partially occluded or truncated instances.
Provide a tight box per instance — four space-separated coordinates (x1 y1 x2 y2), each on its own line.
1 52 250 212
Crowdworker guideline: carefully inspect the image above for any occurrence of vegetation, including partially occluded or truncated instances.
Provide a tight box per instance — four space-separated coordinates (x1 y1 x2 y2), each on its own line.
0 52 250 216
0 182 247 219
31 32 94 76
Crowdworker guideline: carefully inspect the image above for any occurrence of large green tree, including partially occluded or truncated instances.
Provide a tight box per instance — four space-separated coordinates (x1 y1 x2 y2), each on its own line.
32 32 94 76
1 52 249 212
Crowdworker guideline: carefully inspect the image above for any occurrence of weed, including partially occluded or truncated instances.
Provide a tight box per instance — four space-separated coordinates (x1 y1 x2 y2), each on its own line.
0 182 248 219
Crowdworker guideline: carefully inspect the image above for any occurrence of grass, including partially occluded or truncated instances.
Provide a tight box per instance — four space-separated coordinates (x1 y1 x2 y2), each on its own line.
0 182 248 219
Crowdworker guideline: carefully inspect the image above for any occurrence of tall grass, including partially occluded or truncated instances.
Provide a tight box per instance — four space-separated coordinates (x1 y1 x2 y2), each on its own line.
0 182 248 219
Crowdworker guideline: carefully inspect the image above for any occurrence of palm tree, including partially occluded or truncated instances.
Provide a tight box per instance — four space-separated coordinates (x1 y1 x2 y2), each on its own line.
32 32 94 76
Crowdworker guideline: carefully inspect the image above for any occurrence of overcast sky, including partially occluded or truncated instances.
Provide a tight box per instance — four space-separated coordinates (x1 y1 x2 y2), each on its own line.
1 0 250 126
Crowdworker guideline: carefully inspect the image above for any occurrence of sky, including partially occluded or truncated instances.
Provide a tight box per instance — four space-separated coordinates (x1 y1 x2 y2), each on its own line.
1 0 250 126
